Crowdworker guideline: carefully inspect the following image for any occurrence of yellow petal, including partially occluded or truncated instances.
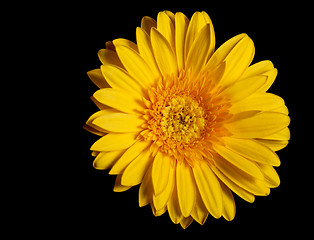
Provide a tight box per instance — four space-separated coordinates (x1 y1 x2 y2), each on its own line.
175 12 189 71
87 69 110 89
219 35 255 88
152 203 167 217
98 49 123 68
152 152 171 196
184 11 208 61
90 96 107 110
192 160 222 218
201 11 215 60
115 45 155 88
121 149 153 186
167 176 183 224
86 109 109 124
191 185 209 225
241 60 277 93
113 38 138 52
164 10 175 23
212 165 255 203
259 127 290 141
83 124 105 136
272 104 289 115
254 139 288 151
176 162 196 217
85 109 112 134
214 154 269 196
223 137 281 166
180 217 193 229
241 60 274 78
93 88 144 115
153 163 175 213
258 68 278 93
113 175 132 192
91 151 99 157
105 41 115 51
220 181 236 221
258 163 280 188
141 16 157 35
213 144 264 179
205 34 254 88
204 33 246 71
139 163 154 207
92 112 145 133
110 140 151 175
93 150 125 170
230 93 285 113
226 111 290 138
220 75 267 102
186 24 213 79
136 27 161 80
100 64 145 96
151 27 178 77
90 132 137 152
157 11 175 51
203 61 226 91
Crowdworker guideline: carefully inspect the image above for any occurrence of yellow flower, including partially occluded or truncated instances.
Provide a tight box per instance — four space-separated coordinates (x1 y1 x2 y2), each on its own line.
85 11 290 228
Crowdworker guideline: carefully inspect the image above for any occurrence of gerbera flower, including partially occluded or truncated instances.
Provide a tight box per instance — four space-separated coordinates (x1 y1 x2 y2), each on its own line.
85 11 290 228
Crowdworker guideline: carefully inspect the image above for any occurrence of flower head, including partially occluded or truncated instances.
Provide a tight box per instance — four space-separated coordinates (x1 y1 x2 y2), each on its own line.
85 11 290 228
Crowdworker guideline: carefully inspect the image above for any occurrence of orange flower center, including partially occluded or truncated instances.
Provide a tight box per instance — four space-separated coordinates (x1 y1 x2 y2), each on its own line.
160 95 206 144
140 71 233 166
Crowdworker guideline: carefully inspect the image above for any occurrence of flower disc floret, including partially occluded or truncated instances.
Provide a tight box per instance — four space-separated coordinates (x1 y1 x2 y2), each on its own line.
160 95 206 143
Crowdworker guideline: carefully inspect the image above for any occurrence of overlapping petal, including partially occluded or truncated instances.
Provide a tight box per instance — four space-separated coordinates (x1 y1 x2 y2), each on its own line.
153 163 175 215
92 111 145 133
204 34 255 88
157 11 175 51
93 150 125 170
222 137 281 166
136 27 161 80
213 143 264 179
152 152 171 196
213 154 269 196
193 161 223 218
151 27 178 77
93 88 145 115
175 12 189 71
110 140 152 174
121 149 153 186
220 75 267 102
115 44 155 88
226 111 290 138
100 64 146 96
185 11 214 61
87 69 110 89
186 24 214 78
90 132 138 152
176 161 196 217
230 93 285 113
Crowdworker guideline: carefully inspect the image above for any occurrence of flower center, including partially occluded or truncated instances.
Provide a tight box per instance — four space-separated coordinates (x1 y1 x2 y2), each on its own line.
140 72 233 165
160 96 205 144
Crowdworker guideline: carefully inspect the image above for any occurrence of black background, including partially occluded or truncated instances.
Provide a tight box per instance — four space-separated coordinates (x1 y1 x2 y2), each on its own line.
74 1 304 236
